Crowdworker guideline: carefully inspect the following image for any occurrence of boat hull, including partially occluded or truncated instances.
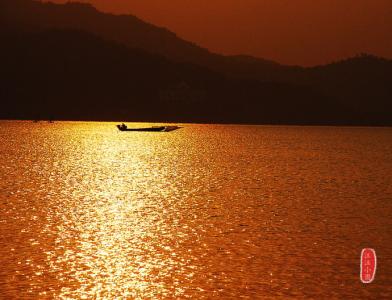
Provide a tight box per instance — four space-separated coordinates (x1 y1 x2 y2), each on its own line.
116 125 180 132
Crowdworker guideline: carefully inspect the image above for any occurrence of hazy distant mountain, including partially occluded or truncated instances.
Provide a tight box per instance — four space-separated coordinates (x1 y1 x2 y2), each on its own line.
0 0 391 125
0 0 296 78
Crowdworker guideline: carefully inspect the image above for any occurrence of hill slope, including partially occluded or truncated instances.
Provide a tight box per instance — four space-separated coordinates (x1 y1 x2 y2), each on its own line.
0 29 348 124
0 0 391 125
0 0 298 79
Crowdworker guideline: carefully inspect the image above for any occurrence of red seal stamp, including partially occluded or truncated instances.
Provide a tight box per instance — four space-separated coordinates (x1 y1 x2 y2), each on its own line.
360 248 376 283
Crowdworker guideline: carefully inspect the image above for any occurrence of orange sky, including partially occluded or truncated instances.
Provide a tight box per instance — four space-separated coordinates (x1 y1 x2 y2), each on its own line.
50 0 392 66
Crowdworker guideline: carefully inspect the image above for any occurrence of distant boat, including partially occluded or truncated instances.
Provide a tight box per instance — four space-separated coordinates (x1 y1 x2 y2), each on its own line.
116 124 181 132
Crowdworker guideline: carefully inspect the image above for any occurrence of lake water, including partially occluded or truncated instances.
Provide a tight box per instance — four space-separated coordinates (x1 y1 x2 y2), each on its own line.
0 121 391 299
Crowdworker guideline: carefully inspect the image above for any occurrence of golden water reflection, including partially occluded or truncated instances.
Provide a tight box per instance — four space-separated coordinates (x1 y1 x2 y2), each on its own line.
1 121 392 298
41 122 202 298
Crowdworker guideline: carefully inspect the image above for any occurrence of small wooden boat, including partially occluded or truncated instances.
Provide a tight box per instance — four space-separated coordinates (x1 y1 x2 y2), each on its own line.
116 124 180 132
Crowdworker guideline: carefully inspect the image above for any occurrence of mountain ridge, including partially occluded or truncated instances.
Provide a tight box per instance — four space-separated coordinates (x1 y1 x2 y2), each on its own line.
0 0 391 125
